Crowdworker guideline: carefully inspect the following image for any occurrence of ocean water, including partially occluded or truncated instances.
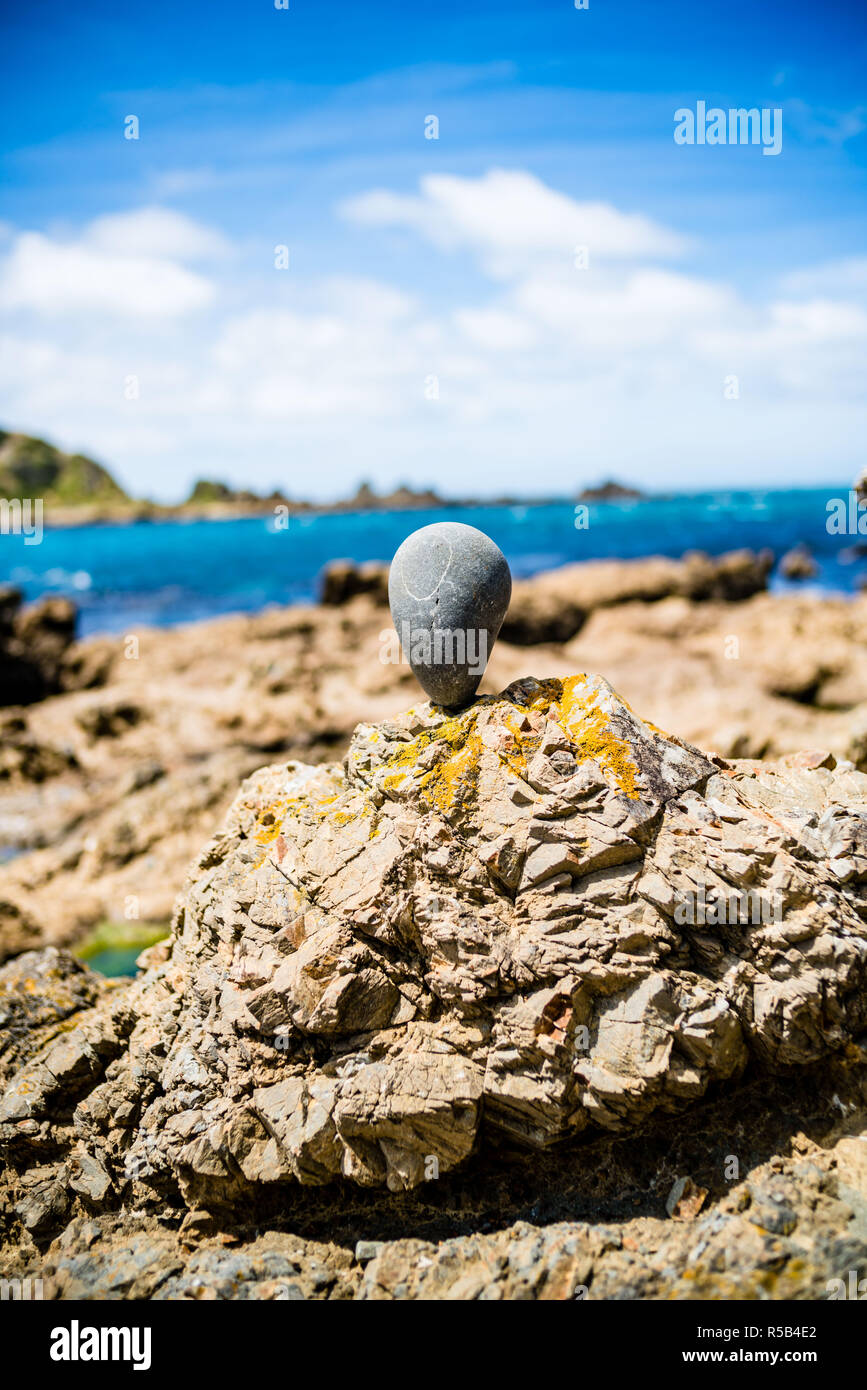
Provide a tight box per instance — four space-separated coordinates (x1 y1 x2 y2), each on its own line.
1 487 861 638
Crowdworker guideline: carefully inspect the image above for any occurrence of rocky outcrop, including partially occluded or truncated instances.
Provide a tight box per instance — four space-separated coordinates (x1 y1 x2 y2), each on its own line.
575 480 645 503
0 430 128 508
780 545 818 581
8 1115 867 1299
317 550 776 640
5 584 867 957
0 947 116 1085
501 549 774 644
2 675 867 1297
0 588 77 706
3 675 866 1218
319 560 389 606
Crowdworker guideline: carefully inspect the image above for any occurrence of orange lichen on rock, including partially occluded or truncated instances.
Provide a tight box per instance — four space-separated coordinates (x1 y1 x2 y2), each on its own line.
249 785 371 870
553 674 641 800
380 708 485 815
373 674 644 814
253 801 289 846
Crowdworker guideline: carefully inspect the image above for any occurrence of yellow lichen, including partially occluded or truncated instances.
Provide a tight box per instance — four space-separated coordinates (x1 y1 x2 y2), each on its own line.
331 803 370 827
496 708 540 781
420 735 481 815
378 708 485 816
253 801 289 846
554 674 640 800
250 788 357 869
254 675 644 854
253 790 350 844
373 674 644 814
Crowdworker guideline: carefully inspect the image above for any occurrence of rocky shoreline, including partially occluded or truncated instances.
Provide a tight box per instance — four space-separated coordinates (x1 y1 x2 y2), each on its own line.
2 936 865 1301
2 549 867 960
1 671 866 1298
1 549 867 1300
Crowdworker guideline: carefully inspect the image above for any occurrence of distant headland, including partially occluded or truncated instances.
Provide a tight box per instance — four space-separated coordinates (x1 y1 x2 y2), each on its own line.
0 428 648 527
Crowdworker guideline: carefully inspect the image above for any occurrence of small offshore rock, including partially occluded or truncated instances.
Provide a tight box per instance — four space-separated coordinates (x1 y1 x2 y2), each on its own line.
780 545 818 581
320 559 389 606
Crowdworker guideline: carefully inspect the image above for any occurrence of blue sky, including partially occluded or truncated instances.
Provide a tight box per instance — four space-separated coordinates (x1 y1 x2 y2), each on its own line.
1 0 866 500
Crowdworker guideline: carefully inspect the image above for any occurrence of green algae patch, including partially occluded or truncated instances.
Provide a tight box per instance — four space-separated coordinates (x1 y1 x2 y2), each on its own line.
75 920 169 978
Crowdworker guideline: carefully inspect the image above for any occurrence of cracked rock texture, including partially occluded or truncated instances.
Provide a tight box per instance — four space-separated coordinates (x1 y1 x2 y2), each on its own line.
2 673 867 1298
6 577 867 958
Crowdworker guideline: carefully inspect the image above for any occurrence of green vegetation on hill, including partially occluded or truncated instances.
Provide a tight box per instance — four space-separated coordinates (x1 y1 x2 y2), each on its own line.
187 478 235 503
0 430 130 505
186 478 286 506
0 428 491 520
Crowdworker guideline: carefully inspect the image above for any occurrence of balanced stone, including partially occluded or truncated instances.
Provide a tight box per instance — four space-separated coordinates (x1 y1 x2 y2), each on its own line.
388 522 512 707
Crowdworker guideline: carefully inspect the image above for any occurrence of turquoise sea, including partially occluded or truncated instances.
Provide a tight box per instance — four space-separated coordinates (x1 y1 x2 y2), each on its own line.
0 487 861 638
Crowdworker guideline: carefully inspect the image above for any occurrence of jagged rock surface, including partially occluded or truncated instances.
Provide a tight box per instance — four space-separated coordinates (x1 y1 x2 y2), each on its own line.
2 675 867 1233
7 584 867 959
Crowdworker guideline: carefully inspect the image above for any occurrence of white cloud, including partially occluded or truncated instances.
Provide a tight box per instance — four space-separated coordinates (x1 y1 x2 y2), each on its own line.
770 298 867 340
455 307 538 351
0 210 219 319
511 267 737 350
84 207 231 261
341 169 690 273
315 276 416 322
0 176 865 499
